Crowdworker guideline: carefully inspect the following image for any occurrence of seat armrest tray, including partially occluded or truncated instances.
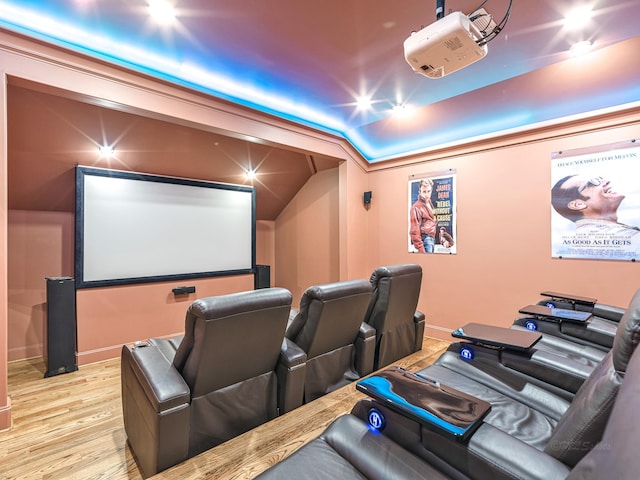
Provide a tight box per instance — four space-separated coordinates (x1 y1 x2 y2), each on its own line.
519 304 592 323
356 366 491 442
540 290 597 306
452 322 541 351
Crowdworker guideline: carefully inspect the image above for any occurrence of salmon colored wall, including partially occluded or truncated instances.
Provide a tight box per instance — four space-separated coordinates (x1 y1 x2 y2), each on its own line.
274 158 372 306
275 159 370 307
341 158 372 281
367 122 640 341
0 68 9 431
7 211 274 364
275 168 340 307
7 210 74 361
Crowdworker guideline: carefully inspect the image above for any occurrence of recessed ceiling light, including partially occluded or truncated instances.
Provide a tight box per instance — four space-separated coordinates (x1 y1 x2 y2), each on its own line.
570 40 593 56
356 96 372 111
98 145 115 157
245 168 257 180
564 6 592 30
148 0 176 25
392 104 414 119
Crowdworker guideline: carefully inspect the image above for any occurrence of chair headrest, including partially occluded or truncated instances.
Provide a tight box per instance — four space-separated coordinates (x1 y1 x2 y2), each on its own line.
302 278 372 303
289 279 372 356
189 287 293 320
294 279 372 334
369 264 422 286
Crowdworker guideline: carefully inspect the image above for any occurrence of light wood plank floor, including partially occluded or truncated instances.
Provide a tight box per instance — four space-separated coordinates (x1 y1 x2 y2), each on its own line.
2 338 449 480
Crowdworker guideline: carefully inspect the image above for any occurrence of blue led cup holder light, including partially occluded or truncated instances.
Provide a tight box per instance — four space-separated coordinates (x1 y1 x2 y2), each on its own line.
367 408 386 431
459 346 474 361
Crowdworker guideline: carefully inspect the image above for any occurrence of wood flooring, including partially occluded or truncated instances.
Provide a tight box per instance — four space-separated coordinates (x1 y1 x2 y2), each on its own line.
2 338 449 480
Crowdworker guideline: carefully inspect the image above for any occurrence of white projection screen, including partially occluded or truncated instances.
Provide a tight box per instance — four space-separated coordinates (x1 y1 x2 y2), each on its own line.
75 166 255 288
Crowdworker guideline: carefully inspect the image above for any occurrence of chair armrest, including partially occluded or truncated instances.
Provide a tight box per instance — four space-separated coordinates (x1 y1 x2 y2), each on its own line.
413 310 426 352
122 343 190 412
279 337 307 368
593 303 624 322
355 322 376 376
356 367 490 442
359 321 376 339
121 344 190 476
276 338 307 414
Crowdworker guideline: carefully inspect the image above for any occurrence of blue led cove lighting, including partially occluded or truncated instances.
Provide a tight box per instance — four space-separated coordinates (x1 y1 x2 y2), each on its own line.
2 1 640 163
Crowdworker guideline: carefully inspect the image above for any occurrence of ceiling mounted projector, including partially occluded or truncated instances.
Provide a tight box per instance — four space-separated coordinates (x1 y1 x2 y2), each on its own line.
404 11 487 79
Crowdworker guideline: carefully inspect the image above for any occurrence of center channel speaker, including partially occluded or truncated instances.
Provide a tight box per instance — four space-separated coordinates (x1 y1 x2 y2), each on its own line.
45 277 78 378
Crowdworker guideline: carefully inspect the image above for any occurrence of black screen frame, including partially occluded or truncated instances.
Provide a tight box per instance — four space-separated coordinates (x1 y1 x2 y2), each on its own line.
75 166 256 289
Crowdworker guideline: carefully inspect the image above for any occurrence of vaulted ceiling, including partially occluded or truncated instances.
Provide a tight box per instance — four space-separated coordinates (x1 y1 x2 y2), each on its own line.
1 0 639 163
7 84 340 220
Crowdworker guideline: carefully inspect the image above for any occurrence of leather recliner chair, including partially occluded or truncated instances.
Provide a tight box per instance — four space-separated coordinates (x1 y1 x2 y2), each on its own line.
405 286 640 471
257 342 640 479
363 264 425 370
285 279 375 403
121 287 306 477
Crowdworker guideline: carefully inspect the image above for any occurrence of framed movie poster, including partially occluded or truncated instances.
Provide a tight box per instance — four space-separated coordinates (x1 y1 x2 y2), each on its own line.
551 140 640 261
408 170 457 254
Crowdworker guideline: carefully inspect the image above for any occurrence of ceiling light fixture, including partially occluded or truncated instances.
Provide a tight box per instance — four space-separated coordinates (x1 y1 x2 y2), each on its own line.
148 0 176 25
392 104 414 119
569 40 593 56
245 168 257 180
98 145 115 157
356 96 372 111
564 6 592 30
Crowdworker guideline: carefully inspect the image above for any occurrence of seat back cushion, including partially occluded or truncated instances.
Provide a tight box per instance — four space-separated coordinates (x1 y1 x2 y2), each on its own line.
545 288 640 466
173 287 292 398
291 279 372 359
364 264 422 335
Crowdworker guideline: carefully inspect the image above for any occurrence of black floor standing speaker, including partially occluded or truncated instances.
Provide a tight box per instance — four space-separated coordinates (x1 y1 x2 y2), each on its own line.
45 277 78 378
255 265 271 289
